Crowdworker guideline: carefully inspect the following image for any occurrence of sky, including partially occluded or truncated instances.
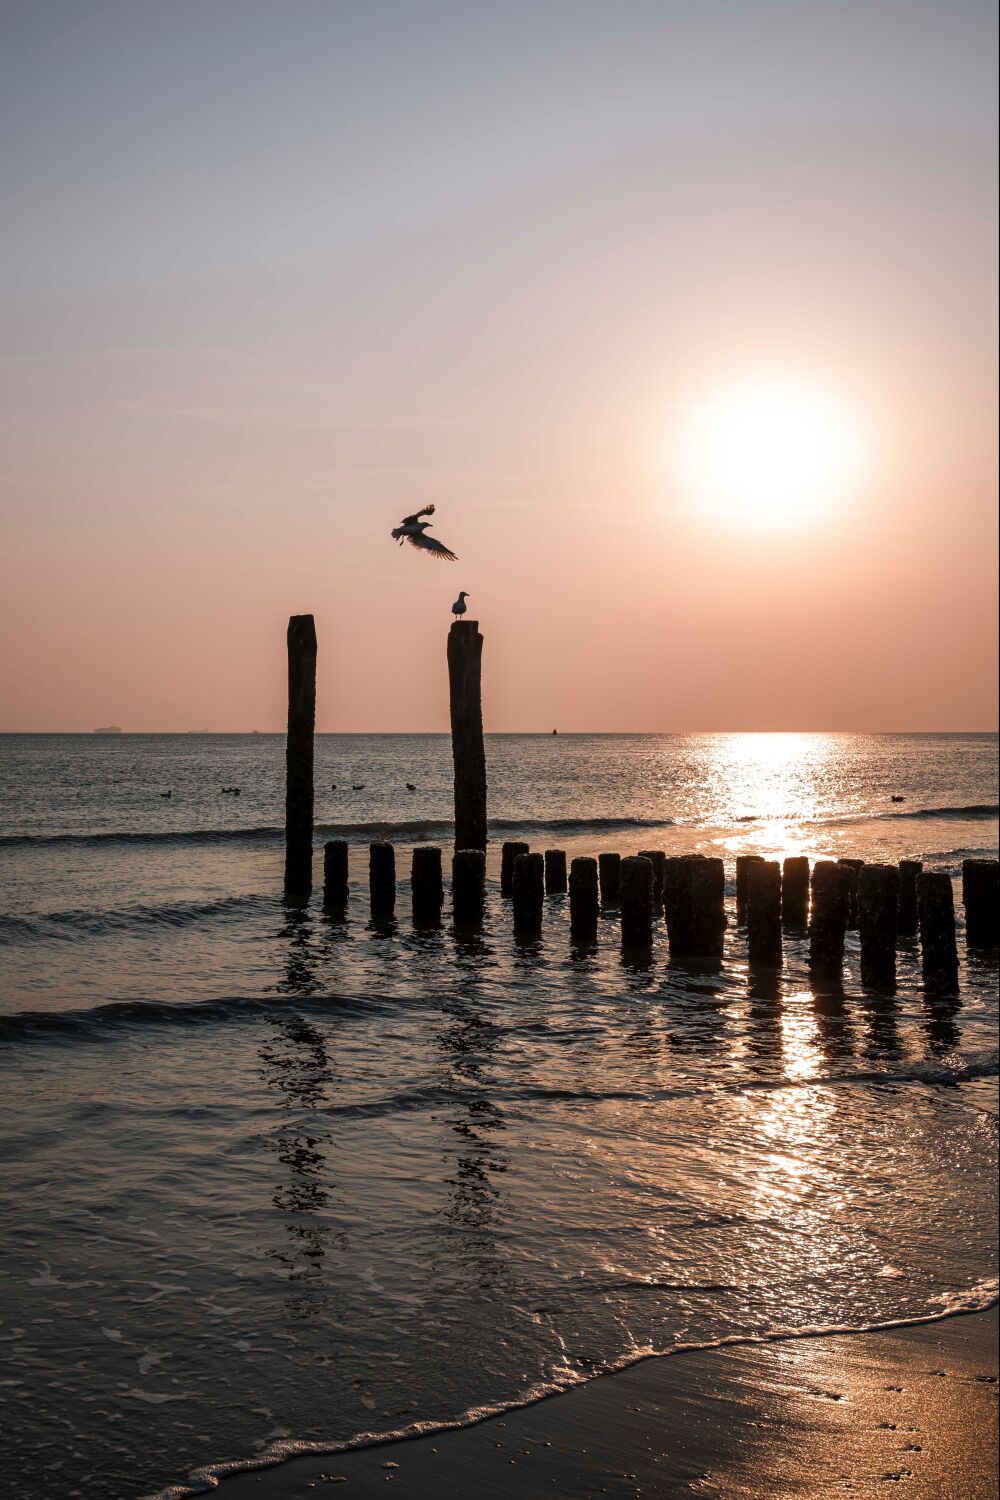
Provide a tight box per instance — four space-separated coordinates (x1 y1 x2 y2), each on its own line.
1 0 997 732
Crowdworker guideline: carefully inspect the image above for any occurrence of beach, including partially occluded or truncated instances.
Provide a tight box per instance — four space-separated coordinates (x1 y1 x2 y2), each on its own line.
0 733 996 1500
215 1308 999 1498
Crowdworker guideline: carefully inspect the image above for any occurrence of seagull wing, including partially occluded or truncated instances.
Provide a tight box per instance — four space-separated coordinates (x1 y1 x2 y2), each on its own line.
399 503 436 527
407 531 457 561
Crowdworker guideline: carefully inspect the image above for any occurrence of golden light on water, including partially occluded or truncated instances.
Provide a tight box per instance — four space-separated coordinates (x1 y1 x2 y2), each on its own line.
705 732 839 858
679 380 863 528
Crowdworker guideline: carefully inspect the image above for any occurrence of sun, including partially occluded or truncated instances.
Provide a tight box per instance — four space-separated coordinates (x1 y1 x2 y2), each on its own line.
679 379 861 527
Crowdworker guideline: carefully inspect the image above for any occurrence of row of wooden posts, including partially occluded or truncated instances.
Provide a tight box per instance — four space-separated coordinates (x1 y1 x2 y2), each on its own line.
321 838 998 996
281 612 997 999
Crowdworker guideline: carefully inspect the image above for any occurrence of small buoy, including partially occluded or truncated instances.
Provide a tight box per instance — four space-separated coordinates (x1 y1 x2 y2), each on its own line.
331 783 337 790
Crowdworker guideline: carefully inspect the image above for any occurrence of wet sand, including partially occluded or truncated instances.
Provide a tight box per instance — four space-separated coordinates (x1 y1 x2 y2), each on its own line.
212 1307 997 1499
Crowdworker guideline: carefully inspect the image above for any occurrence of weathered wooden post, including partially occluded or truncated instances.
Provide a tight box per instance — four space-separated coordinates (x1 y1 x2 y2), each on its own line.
637 849 666 912
917 876 959 990
447 619 487 852
369 842 395 916
690 856 726 958
963 859 999 948
512 851 544 932
500 841 529 896
569 856 599 941
735 854 764 926
918 872 960 995
620 855 654 948
781 856 810 928
837 858 864 929
544 849 568 895
746 860 782 966
809 860 850 976
598 852 621 907
662 855 695 956
897 859 922 939
323 839 349 908
284 614 317 898
411 846 443 922
857 864 899 990
452 848 485 926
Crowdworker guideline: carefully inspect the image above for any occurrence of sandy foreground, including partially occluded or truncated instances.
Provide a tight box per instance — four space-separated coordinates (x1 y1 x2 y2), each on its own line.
210 1307 998 1500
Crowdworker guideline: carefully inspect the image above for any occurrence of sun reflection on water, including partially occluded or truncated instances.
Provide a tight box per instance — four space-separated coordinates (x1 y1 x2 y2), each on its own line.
702 732 842 859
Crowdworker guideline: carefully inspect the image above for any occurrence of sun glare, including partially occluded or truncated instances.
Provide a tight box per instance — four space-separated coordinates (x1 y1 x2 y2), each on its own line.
680 380 861 527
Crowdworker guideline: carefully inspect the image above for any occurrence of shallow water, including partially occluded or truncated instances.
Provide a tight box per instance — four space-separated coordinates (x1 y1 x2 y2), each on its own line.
0 733 997 1499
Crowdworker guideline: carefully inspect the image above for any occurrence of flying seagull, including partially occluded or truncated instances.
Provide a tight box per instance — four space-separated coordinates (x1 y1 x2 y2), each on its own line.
451 591 469 619
390 504 457 561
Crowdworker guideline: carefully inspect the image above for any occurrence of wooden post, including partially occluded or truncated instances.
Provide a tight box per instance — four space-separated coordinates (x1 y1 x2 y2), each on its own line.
735 854 764 926
283 614 317 898
837 858 864 929
452 849 485 926
690 856 726 958
781 856 810 928
369 842 395 916
569 856 599 941
918 872 960 995
897 859 922 939
963 859 999 948
512 851 544 932
500 841 529 896
447 620 487 852
323 840 349 909
809 860 850 976
544 849 568 895
857 864 899 991
746 860 782 966
637 850 666 912
411 846 443 922
620 855 654 948
662 855 696 956
598 852 621 907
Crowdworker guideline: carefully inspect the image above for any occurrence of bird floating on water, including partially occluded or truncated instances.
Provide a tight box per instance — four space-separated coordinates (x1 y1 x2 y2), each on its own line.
353 783 365 790
451 590 469 619
391 505 457 561
406 782 417 791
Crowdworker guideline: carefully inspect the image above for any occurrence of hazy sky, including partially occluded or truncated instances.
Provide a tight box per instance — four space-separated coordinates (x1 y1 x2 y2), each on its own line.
1 0 996 731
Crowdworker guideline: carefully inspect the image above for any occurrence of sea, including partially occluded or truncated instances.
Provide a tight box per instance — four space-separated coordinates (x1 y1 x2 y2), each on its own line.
0 732 997 1499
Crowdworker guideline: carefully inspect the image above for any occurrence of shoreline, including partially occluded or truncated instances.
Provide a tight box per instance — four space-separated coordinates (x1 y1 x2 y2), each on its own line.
170 1304 998 1499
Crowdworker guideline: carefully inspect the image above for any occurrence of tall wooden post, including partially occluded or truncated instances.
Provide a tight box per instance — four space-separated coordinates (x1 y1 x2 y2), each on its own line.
284 614 317 898
448 620 487 852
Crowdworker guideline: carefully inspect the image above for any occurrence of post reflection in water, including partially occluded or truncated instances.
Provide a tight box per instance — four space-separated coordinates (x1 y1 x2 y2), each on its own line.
260 903 343 1316
860 992 903 1062
435 996 511 1293
258 1012 342 1316
922 997 962 1057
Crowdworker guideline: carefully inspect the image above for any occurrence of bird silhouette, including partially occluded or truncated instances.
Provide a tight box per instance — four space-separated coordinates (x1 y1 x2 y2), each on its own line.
391 505 457 561
451 590 469 619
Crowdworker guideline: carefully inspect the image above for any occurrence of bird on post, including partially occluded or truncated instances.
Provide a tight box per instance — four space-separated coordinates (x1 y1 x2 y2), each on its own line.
451 591 469 620
390 504 457 560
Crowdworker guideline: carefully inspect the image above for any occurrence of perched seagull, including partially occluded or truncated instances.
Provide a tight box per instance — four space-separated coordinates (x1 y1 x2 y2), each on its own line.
451 591 470 619
391 504 457 561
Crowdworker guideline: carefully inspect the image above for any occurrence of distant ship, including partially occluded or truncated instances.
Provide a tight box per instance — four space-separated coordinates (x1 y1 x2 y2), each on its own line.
92 725 123 735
